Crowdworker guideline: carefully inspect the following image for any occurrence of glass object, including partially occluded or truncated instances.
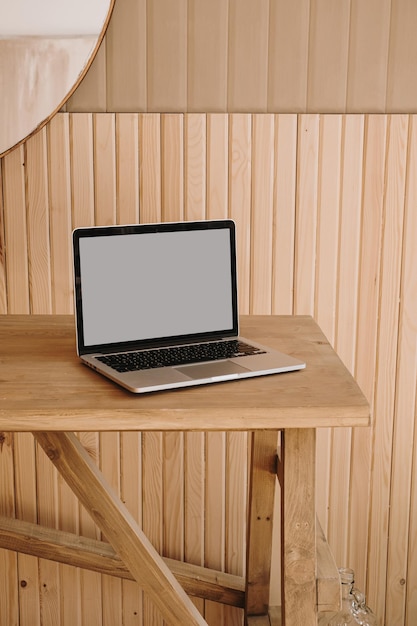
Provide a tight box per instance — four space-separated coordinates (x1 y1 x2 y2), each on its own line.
328 568 377 626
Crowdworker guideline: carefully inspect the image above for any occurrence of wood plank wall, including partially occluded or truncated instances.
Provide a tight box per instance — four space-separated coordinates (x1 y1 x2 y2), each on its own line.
66 0 417 114
1 112 417 626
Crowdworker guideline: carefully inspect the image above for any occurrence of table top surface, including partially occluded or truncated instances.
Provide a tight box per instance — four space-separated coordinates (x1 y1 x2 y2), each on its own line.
0 315 370 432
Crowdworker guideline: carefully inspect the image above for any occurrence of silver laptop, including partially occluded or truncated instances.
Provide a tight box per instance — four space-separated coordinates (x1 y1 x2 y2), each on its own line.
72 220 305 393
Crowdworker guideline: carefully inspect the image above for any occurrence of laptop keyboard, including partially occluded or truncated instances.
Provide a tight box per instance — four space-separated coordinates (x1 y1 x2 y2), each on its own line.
96 340 265 373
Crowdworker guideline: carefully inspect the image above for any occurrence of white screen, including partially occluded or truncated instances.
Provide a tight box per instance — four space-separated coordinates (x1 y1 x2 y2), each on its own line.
79 228 234 347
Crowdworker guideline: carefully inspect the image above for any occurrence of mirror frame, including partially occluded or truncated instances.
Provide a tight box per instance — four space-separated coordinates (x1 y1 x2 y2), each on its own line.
0 0 115 158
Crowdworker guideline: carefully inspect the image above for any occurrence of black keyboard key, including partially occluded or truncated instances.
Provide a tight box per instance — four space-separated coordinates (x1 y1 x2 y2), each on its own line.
96 340 265 373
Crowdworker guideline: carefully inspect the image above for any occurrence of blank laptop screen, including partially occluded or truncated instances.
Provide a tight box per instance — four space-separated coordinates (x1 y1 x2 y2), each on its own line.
76 226 236 349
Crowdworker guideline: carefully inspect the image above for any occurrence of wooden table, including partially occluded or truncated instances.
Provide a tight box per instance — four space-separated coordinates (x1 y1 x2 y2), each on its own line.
0 315 370 626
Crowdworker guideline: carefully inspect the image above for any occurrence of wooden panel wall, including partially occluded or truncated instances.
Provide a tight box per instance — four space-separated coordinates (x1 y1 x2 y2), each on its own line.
66 0 417 114
1 112 417 626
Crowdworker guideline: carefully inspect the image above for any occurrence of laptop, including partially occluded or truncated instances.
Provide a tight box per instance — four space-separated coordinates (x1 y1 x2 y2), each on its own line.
72 220 305 393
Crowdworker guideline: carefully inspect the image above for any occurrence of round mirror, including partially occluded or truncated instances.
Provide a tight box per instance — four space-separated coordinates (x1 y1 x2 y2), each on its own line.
0 0 114 157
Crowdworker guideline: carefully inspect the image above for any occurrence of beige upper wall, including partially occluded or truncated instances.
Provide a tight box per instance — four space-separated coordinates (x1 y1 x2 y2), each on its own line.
67 0 417 114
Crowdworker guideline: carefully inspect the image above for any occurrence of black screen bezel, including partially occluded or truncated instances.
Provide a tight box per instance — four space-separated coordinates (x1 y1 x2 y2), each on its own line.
72 220 239 356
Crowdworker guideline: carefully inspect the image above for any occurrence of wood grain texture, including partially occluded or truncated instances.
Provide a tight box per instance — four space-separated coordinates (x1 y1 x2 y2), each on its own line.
0 515 246 607
268 0 310 111
34 431 207 626
272 114 297 314
67 42 108 113
115 113 140 224
349 115 387 594
2 111 417 624
55 0 417 113
2 146 30 313
161 114 184 222
250 115 274 314
70 114 95 228
147 0 187 112
347 0 391 112
93 114 117 225
294 114 319 315
385 114 417 626
0 315 370 431
25 129 52 314
47 115 73 314
245 431 278 615
227 0 269 111
188 0 229 112
280 429 316 626
386 0 417 111
229 114 252 314
106 0 147 111
184 114 206 221
206 114 228 220
0 151 6 312
367 115 408 622
307 0 351 112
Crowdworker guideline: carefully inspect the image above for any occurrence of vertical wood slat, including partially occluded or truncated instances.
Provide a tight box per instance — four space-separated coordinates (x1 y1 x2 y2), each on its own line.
142 432 164 626
35 437 61 626
100 431 123 624
115 113 140 225
0 433 18 626
401 117 417 626
47 114 73 314
267 0 310 112
205 431 226 624
139 113 162 223
314 115 343 542
250 114 274 314
120 431 144 625
271 114 297 315
146 0 188 112
227 0 269 112
70 114 95 229
385 114 417 626
66 41 108 113
77 432 103 626
14 433 41 626
315 115 343 343
347 0 391 112
2 146 30 313
161 114 184 222
163 432 185 563
349 115 387 593
0 164 6 313
294 114 319 315
93 114 117 226
106 0 147 112
367 115 409 623
184 432 205 567
330 115 364 570
188 0 229 112
25 129 52 314
184 114 206 221
386 0 417 111
307 0 351 112
229 114 252 315
206 114 228 220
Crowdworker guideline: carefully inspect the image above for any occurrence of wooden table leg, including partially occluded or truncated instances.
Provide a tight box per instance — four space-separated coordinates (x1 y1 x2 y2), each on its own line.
245 430 279 624
279 428 317 626
34 431 207 626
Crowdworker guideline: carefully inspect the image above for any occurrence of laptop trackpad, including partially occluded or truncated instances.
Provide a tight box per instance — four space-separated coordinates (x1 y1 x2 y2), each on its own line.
176 360 249 380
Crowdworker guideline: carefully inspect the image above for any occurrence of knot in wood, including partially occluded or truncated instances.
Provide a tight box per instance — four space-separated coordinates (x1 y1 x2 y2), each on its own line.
45 446 59 462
